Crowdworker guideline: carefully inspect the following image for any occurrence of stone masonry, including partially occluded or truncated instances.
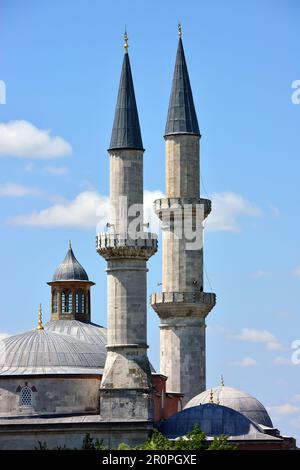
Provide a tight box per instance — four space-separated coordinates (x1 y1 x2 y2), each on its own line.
151 36 216 405
97 40 157 421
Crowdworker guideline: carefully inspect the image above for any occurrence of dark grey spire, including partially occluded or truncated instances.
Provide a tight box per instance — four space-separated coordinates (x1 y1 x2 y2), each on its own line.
109 47 144 151
165 37 200 137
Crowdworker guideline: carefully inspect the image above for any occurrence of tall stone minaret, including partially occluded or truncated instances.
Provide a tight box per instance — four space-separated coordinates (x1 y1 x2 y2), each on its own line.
151 26 216 405
97 33 157 421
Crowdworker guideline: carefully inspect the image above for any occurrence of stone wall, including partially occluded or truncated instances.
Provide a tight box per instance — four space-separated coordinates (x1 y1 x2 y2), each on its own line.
0 376 100 416
0 420 153 450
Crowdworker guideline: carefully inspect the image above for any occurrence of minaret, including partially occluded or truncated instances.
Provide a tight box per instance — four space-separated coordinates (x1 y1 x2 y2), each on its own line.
151 26 216 405
96 32 157 421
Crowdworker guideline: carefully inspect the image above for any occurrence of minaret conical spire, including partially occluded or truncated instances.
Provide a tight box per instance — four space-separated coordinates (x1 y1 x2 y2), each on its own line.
165 27 200 137
109 32 143 151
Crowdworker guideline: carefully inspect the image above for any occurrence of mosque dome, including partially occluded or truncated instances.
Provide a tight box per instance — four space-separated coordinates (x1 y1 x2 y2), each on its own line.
45 320 107 347
158 403 277 442
52 243 89 281
0 328 106 375
184 385 273 428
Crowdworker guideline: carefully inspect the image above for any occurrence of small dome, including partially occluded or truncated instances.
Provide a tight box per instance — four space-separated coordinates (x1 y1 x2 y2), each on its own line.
52 244 89 281
45 320 107 347
184 385 273 428
0 329 106 375
158 403 277 441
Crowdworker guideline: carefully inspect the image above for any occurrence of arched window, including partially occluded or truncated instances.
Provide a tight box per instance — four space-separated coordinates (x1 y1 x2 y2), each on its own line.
52 289 58 313
75 289 85 314
87 291 90 315
62 290 72 313
20 386 33 407
61 291 66 312
68 290 73 313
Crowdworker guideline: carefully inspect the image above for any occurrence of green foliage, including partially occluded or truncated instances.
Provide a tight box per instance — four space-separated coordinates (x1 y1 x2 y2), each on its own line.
173 424 209 450
208 435 237 450
131 425 235 451
34 428 236 451
137 429 174 450
117 442 131 450
34 441 49 450
82 433 106 450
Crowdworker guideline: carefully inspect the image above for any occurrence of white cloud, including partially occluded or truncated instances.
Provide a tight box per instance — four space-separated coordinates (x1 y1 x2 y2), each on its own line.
8 190 104 229
44 165 69 175
231 356 257 367
143 189 165 233
0 183 42 197
206 324 232 336
268 404 300 416
205 192 261 232
270 205 280 218
7 188 262 233
233 328 284 351
7 189 164 230
273 356 292 366
292 266 300 277
25 162 35 172
0 333 10 341
0 120 72 159
252 270 272 278
265 341 285 351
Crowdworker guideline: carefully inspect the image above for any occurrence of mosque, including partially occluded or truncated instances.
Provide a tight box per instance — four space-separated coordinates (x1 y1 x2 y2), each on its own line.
0 27 296 450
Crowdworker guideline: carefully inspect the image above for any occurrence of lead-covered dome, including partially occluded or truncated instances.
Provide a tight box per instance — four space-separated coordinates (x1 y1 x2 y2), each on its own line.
45 320 107 347
158 403 279 442
0 329 106 375
184 385 273 428
52 243 89 281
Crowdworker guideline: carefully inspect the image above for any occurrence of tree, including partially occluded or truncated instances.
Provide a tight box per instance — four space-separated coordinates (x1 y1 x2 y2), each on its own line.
82 433 106 450
208 435 237 450
35 428 236 451
129 425 236 451
137 429 173 450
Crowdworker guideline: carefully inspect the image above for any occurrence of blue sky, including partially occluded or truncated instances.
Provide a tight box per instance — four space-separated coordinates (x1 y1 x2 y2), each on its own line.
0 0 300 441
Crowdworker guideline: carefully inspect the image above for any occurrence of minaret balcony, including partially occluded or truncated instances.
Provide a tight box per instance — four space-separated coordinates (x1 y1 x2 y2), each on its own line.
150 291 216 318
96 232 157 260
154 197 211 220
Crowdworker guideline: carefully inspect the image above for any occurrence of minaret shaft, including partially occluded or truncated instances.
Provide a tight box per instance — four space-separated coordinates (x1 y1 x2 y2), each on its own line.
109 150 143 233
97 45 157 421
163 134 202 293
151 35 215 405
166 135 200 198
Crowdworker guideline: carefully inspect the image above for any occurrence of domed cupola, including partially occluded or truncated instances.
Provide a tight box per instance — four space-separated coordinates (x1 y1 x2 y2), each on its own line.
184 378 273 428
48 242 95 323
52 241 89 281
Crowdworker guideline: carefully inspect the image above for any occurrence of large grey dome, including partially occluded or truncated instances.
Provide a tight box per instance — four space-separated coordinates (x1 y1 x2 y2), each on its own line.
0 329 106 375
52 245 89 281
45 320 107 347
184 385 273 428
44 321 157 372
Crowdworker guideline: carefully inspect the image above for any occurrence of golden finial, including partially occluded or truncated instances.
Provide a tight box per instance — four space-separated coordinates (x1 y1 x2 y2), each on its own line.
37 304 44 331
209 389 214 404
221 374 225 387
124 28 129 53
178 22 182 38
